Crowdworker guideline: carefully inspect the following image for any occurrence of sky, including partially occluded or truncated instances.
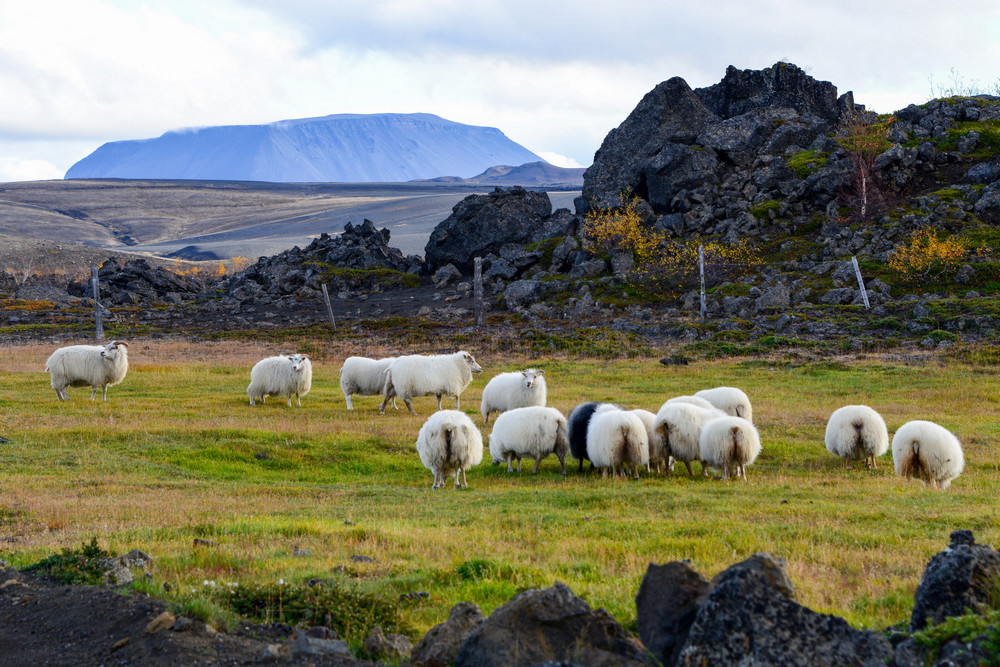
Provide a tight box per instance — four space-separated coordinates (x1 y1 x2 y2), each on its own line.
1 0 999 183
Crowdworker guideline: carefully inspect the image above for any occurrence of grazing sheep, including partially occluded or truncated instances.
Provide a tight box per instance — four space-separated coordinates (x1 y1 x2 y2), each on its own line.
699 416 761 481
340 356 397 410
665 395 716 410
379 351 483 415
46 340 129 401
247 354 312 407
694 386 753 422
480 369 547 426
586 407 649 479
653 402 727 477
892 420 965 490
416 410 484 489
630 409 660 473
568 402 620 472
825 405 889 469
488 406 568 475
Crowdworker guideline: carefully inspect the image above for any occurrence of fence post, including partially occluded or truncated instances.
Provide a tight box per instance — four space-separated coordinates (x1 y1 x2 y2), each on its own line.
91 266 104 339
698 246 706 321
474 257 484 327
851 256 870 310
321 283 337 330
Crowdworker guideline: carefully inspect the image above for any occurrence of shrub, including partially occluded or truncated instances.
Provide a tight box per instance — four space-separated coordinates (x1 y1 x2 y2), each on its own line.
887 228 967 283
582 192 660 265
638 237 762 297
838 113 896 221
24 537 114 585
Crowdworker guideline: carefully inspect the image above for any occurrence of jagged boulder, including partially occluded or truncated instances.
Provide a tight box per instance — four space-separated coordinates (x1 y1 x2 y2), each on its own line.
635 561 709 667
410 602 484 667
910 529 1000 631
82 257 202 305
454 582 645 667
424 186 553 273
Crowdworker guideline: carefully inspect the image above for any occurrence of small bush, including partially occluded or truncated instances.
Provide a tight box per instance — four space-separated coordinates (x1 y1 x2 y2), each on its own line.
24 537 114 585
888 229 967 283
582 192 660 265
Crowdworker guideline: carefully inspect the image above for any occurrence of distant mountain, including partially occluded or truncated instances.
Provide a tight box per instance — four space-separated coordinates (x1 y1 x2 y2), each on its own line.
418 161 586 187
65 113 544 183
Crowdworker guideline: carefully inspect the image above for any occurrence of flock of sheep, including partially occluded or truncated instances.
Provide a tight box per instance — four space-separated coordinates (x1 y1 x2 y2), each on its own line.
42 342 966 492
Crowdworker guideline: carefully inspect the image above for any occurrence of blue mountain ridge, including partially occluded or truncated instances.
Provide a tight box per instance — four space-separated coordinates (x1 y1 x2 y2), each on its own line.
65 113 545 183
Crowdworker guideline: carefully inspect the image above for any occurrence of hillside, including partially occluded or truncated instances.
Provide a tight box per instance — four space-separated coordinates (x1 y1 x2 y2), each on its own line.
65 113 544 183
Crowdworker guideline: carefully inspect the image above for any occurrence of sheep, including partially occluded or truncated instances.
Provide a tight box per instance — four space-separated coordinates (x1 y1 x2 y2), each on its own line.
415 410 484 489
665 395 716 410
586 407 649 479
653 401 727 477
247 354 312 407
892 420 965 490
480 369 547 426
379 351 482 415
488 406 569 475
824 405 889 470
339 356 397 410
699 416 761 481
694 386 753 422
45 340 129 401
630 409 660 473
568 402 620 472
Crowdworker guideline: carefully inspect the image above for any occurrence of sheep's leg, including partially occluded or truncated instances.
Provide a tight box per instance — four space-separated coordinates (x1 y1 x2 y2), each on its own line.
684 461 694 476
404 399 415 415
578 458 584 473
90 386 97 401
558 457 566 476
379 385 397 415
287 396 292 407
455 468 461 488
345 394 354 410
701 460 710 477
507 456 513 473
633 463 640 480
460 468 468 488
531 457 541 475
722 462 730 480
516 457 522 473
296 394 302 407
436 394 443 411
844 454 852 470
454 394 460 410
601 466 607 479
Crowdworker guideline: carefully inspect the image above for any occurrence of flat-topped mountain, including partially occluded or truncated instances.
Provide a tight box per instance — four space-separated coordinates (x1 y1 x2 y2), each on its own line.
65 113 544 183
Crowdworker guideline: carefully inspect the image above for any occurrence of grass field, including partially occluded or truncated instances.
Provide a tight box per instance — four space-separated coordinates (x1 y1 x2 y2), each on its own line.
1 339 998 648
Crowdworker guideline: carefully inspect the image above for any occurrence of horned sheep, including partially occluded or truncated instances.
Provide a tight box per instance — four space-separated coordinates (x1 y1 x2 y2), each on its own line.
480 369 546 425
247 354 312 407
586 406 649 479
892 420 965 490
46 340 129 401
488 406 568 475
340 356 397 410
380 351 482 415
824 405 889 469
653 401 727 476
694 386 753 422
416 410 484 489
699 415 761 481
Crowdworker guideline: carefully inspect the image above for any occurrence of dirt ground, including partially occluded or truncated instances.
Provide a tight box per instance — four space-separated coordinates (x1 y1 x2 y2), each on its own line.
0 566 375 666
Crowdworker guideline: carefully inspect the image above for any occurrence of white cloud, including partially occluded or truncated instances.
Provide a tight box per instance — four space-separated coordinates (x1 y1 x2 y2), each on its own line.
537 152 584 169
0 158 63 182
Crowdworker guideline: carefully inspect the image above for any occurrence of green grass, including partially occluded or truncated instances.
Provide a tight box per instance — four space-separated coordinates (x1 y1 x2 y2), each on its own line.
2 340 1000 646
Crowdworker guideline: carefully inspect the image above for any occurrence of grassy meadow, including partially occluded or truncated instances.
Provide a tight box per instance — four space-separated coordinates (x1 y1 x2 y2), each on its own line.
1 338 999 644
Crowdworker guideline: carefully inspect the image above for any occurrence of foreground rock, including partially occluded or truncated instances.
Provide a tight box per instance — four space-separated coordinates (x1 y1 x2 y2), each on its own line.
410 601 484 666
455 582 646 667
910 529 1000 631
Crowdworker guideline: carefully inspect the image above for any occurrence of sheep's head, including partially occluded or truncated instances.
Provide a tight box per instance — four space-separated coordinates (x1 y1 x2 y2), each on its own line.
100 340 126 359
462 352 482 374
288 354 309 372
521 369 544 388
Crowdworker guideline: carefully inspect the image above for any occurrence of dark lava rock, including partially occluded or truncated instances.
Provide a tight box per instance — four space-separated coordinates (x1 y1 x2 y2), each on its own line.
424 186 553 273
410 601 484 667
910 529 1000 631
635 561 709 667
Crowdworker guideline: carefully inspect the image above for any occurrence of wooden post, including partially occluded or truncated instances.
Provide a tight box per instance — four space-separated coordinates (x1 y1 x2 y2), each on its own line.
91 266 104 339
851 256 870 309
698 245 706 321
321 283 336 330
474 257 484 327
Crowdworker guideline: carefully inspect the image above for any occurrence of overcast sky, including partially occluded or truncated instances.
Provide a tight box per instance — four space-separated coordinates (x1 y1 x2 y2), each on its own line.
1 0 999 182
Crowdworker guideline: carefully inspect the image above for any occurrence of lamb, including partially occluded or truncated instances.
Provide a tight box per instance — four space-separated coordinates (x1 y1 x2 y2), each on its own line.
415 410 484 489
586 407 649 479
339 356 397 410
379 351 482 415
653 402 727 476
488 406 569 475
568 402 619 472
699 416 761 481
824 405 889 469
480 369 547 425
694 386 753 422
892 420 965 490
46 340 129 401
247 354 312 407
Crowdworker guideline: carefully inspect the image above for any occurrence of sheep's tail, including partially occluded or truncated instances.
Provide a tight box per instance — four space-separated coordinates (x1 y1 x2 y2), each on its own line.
731 425 743 463
444 425 453 464
899 440 923 480
852 418 865 452
654 421 668 456
624 423 642 465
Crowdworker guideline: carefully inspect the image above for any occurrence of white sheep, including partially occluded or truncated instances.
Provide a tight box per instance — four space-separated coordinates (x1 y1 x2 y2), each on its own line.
488 406 568 475
247 354 312 407
699 416 761 481
416 410 484 489
630 409 660 473
480 369 547 425
653 401 727 477
665 395 716 410
694 386 753 422
379 351 483 415
46 340 129 401
824 405 889 469
892 420 965 490
586 407 649 479
339 356 397 410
